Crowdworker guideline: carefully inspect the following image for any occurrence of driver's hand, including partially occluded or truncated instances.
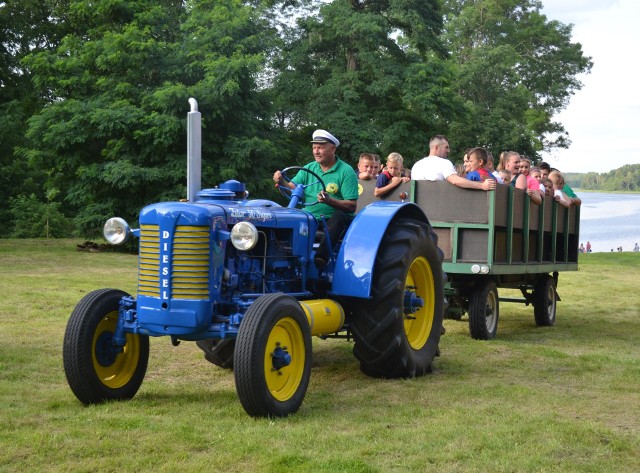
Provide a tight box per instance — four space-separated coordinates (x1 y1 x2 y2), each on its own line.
273 170 283 185
318 191 330 203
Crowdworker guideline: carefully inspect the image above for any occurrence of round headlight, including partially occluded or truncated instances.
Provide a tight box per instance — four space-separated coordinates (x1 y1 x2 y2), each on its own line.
231 221 258 251
104 217 130 245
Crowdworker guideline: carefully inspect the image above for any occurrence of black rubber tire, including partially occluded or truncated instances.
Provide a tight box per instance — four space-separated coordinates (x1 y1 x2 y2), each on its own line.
534 275 557 326
196 338 235 369
350 218 444 378
234 293 312 417
468 279 499 340
63 289 149 404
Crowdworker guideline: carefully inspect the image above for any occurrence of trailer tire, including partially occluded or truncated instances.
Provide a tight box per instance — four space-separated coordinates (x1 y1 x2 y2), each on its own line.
234 293 312 417
196 339 235 369
534 275 557 326
63 289 149 404
468 279 499 340
351 218 444 378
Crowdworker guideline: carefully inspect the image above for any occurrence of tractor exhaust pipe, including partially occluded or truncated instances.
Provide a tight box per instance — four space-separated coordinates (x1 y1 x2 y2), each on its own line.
187 98 201 202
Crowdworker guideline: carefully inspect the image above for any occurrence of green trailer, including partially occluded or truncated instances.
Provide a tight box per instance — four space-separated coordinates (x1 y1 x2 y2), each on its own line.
357 179 579 339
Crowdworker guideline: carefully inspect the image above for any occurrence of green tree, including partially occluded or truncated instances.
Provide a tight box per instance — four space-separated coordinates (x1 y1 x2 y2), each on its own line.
22 0 280 237
441 0 593 161
603 164 640 191
0 0 69 235
270 0 461 167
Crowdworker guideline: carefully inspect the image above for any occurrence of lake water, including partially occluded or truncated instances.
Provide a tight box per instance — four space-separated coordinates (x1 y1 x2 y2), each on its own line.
578 191 640 253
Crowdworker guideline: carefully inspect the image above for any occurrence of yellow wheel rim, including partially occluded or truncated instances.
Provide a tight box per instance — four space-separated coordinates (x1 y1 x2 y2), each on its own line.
264 317 305 402
92 311 141 389
404 256 435 349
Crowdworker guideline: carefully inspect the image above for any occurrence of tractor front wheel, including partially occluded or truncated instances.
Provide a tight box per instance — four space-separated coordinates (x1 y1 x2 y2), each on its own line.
234 293 312 417
63 289 149 404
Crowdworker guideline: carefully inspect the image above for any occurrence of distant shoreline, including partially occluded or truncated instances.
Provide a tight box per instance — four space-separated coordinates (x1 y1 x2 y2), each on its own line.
573 189 640 194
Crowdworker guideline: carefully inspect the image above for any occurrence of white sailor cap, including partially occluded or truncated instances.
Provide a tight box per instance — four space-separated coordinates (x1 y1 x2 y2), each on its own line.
310 129 340 147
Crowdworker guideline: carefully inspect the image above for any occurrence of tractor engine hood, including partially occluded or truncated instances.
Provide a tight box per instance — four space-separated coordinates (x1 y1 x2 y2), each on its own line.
139 198 316 232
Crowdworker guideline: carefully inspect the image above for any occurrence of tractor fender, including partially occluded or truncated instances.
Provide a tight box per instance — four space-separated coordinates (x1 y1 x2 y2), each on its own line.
330 201 430 298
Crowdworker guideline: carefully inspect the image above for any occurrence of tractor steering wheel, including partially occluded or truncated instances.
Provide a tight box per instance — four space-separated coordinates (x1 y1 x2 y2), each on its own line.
278 166 327 208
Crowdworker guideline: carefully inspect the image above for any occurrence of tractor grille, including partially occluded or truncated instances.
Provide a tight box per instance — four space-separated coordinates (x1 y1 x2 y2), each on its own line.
138 224 210 299
138 224 160 297
172 226 210 299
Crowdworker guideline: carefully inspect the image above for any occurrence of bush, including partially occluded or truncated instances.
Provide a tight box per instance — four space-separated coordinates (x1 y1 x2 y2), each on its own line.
9 193 71 238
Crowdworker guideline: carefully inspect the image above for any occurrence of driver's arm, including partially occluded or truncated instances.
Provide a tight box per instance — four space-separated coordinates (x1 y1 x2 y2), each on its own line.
273 170 295 189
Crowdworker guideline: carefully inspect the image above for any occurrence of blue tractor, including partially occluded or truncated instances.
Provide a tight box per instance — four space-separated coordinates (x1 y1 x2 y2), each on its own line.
62 101 444 417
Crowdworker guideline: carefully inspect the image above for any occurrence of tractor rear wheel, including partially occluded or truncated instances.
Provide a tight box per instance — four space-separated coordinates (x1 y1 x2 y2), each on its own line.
351 218 444 378
234 293 312 417
196 339 235 369
534 275 557 326
63 289 149 404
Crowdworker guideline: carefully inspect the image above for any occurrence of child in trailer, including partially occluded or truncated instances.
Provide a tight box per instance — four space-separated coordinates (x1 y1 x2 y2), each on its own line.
499 169 512 184
464 147 496 182
357 153 377 180
540 177 554 198
548 170 573 208
375 152 410 197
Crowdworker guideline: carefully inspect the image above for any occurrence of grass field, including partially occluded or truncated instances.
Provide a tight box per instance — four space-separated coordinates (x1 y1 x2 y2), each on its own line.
1 239 638 472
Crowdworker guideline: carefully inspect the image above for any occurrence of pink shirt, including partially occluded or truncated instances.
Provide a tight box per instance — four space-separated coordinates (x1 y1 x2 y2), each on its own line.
526 175 540 191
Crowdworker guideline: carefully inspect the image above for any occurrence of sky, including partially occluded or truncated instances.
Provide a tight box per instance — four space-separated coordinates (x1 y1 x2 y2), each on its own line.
540 0 640 173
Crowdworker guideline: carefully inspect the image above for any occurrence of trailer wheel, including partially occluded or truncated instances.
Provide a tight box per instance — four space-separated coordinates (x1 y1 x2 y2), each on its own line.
351 218 444 378
234 293 312 417
534 275 557 326
196 339 235 369
468 279 499 340
63 289 149 404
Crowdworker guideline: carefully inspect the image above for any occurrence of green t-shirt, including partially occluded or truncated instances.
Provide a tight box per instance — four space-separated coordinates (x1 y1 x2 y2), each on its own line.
292 157 359 219
563 184 578 199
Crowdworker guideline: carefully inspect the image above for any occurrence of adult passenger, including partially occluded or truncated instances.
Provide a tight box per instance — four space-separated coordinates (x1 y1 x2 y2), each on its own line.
503 151 528 190
411 135 496 191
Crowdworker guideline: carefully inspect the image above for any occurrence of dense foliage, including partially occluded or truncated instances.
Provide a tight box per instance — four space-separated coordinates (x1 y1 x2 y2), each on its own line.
270 0 458 164
441 0 592 160
2 0 595 237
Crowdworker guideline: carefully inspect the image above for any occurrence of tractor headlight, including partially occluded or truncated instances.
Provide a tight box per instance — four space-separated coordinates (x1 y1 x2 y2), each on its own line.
230 221 258 251
104 217 131 245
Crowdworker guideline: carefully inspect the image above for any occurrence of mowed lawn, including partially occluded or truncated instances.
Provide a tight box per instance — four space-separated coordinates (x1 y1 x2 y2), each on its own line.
0 239 638 472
